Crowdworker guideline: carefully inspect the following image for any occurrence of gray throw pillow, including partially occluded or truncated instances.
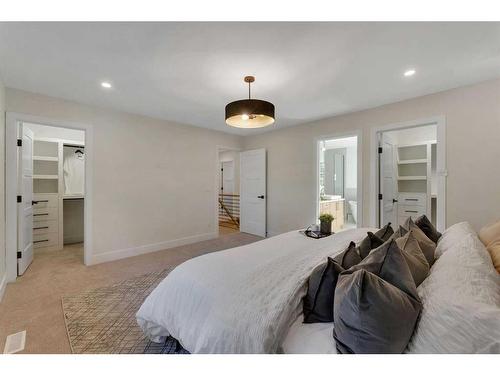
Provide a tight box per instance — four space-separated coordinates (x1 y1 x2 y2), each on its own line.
390 225 408 240
334 241 361 268
357 232 385 259
415 214 442 243
333 240 422 353
303 257 345 323
403 217 436 266
334 269 422 354
374 222 394 241
395 231 430 286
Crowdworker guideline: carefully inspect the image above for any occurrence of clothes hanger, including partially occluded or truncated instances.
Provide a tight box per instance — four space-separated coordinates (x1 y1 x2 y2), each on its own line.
75 149 84 155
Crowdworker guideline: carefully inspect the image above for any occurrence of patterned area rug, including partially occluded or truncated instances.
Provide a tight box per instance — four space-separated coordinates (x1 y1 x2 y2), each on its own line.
61 268 189 354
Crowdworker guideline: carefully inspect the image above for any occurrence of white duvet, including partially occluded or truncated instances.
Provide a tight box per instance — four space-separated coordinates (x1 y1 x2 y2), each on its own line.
136 228 371 353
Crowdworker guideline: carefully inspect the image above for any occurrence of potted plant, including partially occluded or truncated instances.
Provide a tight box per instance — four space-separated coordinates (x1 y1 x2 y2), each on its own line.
319 213 334 235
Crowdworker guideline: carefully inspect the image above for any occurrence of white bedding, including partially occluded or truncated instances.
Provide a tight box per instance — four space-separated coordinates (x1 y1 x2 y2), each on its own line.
137 228 372 353
282 315 337 354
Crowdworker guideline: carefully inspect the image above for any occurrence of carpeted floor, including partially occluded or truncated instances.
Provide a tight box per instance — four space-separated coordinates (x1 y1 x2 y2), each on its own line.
0 232 261 354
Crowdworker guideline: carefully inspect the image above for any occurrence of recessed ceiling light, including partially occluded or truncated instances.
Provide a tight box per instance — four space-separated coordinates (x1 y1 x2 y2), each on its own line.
101 81 112 89
404 69 416 77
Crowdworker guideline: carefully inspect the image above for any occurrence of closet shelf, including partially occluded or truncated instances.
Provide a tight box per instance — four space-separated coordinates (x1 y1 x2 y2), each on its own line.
63 194 84 200
397 176 427 181
33 156 59 162
33 174 58 180
397 159 427 164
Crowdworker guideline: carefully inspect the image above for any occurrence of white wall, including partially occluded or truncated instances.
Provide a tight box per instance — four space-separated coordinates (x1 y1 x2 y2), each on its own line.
243 78 500 235
6 88 243 264
0 75 6 300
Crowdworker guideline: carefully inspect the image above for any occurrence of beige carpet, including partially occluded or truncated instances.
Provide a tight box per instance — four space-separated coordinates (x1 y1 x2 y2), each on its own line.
0 232 261 353
62 268 189 354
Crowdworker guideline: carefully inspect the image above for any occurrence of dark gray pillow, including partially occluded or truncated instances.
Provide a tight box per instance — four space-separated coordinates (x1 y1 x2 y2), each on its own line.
357 232 385 259
333 239 422 353
333 269 422 354
395 231 430 286
303 257 344 323
374 222 394 241
415 214 442 243
403 217 437 266
333 241 361 269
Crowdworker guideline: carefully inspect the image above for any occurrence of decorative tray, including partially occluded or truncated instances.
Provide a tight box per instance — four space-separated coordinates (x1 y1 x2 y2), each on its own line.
300 229 333 239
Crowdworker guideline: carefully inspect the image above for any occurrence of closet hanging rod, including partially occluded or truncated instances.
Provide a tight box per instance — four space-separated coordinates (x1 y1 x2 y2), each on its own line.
64 144 85 149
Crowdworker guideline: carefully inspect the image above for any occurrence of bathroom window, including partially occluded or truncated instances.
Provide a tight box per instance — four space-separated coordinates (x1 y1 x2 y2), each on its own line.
318 136 359 232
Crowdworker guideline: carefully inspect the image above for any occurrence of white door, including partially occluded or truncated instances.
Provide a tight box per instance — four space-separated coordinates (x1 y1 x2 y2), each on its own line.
221 161 235 194
380 139 397 227
240 149 266 237
17 125 34 275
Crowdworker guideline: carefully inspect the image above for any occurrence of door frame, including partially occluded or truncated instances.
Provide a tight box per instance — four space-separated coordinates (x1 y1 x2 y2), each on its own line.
370 116 446 231
5 112 94 282
215 145 241 236
314 130 363 228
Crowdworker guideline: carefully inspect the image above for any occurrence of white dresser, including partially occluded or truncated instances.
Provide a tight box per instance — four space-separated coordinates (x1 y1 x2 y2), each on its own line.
397 192 427 226
33 193 60 249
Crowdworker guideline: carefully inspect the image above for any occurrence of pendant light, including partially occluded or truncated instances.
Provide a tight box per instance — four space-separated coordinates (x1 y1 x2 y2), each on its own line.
225 76 275 128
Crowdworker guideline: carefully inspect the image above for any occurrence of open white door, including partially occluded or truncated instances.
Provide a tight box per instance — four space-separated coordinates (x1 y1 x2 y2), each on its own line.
379 138 397 227
221 161 235 194
17 125 34 275
240 149 266 237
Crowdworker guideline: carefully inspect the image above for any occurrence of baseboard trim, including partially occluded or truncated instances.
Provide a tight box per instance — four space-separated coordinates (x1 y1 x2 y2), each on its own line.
90 232 218 265
266 230 281 238
0 273 7 303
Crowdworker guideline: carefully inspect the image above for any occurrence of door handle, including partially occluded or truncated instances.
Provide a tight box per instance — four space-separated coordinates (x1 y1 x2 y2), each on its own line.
392 199 398 203
257 195 265 199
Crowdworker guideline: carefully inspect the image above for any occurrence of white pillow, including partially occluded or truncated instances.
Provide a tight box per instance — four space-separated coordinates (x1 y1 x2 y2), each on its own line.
406 300 500 354
406 224 500 353
435 221 475 259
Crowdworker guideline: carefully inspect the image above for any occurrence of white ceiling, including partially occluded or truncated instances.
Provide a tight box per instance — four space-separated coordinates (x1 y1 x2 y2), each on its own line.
0 22 499 135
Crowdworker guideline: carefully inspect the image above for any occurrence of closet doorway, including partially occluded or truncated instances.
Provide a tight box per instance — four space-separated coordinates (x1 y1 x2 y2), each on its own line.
372 117 446 231
6 114 92 282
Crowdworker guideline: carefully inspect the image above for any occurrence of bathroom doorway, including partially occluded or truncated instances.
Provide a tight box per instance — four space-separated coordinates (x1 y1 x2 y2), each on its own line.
316 134 361 232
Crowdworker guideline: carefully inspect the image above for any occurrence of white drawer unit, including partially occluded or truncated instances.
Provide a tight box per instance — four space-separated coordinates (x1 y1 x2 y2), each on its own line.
32 192 61 251
32 193 59 209
32 220 58 235
33 232 58 249
398 204 427 218
398 193 427 207
33 207 58 222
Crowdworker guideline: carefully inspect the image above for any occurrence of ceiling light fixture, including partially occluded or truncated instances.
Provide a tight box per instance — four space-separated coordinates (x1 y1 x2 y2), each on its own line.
225 76 275 128
404 69 416 77
101 81 112 89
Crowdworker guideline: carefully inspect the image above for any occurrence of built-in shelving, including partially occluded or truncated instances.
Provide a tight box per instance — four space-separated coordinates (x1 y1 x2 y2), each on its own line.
398 176 427 181
33 156 59 162
33 174 58 180
397 159 427 165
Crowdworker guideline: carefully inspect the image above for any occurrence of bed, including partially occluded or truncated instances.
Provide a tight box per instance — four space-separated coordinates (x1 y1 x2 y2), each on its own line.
136 222 500 354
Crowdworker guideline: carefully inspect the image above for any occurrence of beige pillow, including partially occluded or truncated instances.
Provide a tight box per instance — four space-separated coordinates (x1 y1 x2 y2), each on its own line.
395 231 430 286
479 220 500 273
403 217 436 266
